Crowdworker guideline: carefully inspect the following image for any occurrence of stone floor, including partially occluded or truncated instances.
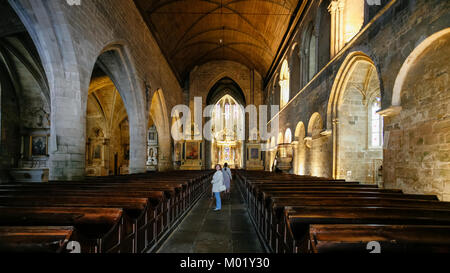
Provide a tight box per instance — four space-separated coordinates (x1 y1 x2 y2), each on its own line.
157 188 264 253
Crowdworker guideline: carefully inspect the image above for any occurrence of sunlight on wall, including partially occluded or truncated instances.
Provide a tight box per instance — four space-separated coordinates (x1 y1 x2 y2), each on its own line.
298 163 305 175
344 0 365 43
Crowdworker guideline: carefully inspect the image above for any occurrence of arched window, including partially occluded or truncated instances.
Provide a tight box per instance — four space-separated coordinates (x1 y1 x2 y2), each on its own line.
302 24 318 85
308 32 317 80
370 97 383 148
277 132 284 145
285 128 292 144
279 60 290 108
215 104 221 121
224 103 230 120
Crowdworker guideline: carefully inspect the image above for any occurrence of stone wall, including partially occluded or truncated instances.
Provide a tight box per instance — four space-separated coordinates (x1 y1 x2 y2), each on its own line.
384 32 450 201
188 60 263 108
265 0 449 199
11 0 184 179
0 29 49 183
336 61 383 184
0 69 21 182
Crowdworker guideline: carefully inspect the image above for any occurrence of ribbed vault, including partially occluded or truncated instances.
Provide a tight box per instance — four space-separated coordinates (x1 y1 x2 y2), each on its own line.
134 0 301 82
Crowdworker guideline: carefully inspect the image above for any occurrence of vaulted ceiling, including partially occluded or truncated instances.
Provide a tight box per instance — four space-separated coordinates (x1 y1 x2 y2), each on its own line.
134 0 302 83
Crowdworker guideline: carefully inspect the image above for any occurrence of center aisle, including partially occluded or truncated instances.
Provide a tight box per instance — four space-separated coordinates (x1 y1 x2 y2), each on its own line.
157 187 264 253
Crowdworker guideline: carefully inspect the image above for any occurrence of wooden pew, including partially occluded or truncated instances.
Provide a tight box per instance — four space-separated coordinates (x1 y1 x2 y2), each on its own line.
234 170 450 254
0 185 184 252
255 191 441 252
0 170 214 253
243 180 383 218
250 186 406 238
0 187 168 240
308 224 450 253
244 181 378 206
267 197 450 253
284 206 450 253
0 195 150 253
51 174 210 215
0 184 175 231
0 206 123 253
0 226 75 253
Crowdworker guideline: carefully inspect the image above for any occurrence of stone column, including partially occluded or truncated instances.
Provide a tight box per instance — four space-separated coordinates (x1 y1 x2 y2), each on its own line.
328 0 346 57
50 95 86 180
128 119 147 174
338 0 345 52
328 1 338 57
332 118 340 179
291 141 299 174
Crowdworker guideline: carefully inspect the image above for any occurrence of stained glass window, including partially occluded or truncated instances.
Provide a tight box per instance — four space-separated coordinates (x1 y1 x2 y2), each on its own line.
280 60 290 108
371 98 383 148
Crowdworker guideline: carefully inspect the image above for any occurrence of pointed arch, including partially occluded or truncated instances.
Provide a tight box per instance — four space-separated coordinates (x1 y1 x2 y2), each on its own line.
294 121 306 175
327 51 376 130
206 71 249 105
8 0 83 180
307 112 323 138
89 42 147 174
328 51 383 181
284 128 292 144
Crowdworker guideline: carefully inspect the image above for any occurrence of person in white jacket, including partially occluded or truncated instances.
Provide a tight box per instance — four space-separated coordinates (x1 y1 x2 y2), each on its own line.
211 164 225 211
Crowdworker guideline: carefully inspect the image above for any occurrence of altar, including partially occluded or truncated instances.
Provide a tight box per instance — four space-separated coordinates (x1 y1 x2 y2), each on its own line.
9 129 50 183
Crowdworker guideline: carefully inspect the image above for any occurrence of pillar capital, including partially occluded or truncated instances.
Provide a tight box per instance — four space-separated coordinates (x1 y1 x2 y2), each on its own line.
328 0 338 13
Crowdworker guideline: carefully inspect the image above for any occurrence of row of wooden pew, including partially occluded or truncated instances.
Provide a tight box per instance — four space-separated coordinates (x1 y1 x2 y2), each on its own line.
235 170 450 253
0 171 214 253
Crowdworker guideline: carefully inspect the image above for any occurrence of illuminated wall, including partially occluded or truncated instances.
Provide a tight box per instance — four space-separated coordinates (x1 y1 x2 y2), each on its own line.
329 0 365 57
307 113 332 177
384 31 450 201
337 61 383 184
86 74 130 176
293 122 306 175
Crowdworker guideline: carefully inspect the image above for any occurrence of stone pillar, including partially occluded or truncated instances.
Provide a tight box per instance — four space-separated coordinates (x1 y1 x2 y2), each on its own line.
128 119 147 174
292 141 299 174
328 1 337 57
338 0 345 51
328 0 346 58
332 118 339 179
49 95 86 181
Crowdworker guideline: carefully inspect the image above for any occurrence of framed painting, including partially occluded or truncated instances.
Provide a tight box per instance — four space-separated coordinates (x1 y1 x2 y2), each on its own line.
93 145 102 159
30 135 48 157
186 142 199 160
250 148 259 160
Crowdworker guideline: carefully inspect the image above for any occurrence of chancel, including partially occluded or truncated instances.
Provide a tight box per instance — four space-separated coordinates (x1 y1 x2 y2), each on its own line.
0 0 449 255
